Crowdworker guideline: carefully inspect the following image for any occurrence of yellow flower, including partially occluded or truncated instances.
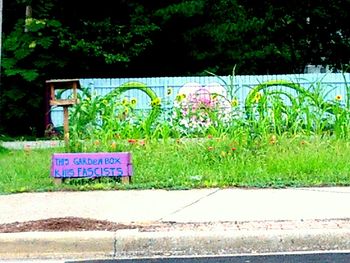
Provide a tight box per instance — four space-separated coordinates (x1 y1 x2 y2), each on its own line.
269 135 277 145
231 98 239 107
175 93 186 102
167 87 173 96
335 95 342 101
122 98 129 106
123 107 129 114
111 141 117 150
253 92 262 103
151 97 161 107
130 98 137 106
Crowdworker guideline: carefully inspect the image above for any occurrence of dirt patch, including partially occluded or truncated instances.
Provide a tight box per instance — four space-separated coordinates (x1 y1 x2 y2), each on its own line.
0 217 202 233
1 217 349 233
0 217 140 233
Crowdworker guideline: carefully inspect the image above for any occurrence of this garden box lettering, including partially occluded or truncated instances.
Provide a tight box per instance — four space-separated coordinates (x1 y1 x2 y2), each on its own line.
51 152 133 184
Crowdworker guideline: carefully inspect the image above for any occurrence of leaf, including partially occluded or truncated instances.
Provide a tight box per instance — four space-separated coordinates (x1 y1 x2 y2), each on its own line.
22 70 40 81
38 37 53 49
29 41 37 49
47 19 62 28
1 58 17 69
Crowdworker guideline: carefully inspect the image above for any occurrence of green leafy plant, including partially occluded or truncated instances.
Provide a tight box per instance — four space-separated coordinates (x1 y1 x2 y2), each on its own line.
69 82 163 151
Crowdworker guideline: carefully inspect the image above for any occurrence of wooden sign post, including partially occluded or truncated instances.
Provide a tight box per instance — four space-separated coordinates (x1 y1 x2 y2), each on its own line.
51 152 133 184
47 80 133 185
46 79 80 150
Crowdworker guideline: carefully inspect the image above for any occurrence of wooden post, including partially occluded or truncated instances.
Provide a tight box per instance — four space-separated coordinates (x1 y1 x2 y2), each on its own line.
53 178 63 185
49 83 55 102
121 176 131 184
72 81 78 101
46 79 80 150
63 106 70 150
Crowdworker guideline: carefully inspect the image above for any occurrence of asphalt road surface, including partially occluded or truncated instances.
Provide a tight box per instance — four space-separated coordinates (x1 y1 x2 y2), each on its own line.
69 252 350 263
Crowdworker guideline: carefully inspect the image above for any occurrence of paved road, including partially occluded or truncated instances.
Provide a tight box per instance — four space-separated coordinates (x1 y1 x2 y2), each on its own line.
1 252 350 262
66 252 350 263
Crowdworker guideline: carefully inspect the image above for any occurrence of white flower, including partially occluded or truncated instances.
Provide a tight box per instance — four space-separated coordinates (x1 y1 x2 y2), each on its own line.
173 82 232 134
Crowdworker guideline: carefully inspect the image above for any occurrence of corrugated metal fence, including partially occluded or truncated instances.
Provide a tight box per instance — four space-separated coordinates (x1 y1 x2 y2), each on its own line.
51 73 350 127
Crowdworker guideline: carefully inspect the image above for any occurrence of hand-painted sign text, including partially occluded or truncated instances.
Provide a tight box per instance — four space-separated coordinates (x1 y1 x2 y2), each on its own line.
51 152 132 178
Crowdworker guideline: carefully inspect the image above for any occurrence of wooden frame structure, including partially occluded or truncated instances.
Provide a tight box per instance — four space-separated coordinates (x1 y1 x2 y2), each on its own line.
46 79 80 149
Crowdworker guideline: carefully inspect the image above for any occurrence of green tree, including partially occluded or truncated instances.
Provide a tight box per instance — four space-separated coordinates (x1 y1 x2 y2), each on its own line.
242 0 350 71
150 0 350 75
0 0 158 135
1 0 349 136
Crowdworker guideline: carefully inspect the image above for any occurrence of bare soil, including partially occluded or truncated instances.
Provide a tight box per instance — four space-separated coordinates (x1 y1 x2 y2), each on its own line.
0 217 140 233
0 217 211 233
1 217 350 233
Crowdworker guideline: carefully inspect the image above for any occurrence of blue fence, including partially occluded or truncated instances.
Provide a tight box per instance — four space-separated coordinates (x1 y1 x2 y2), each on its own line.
50 73 350 127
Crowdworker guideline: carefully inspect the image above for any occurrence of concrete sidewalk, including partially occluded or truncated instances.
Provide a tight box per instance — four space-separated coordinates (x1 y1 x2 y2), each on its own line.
0 140 63 150
1 187 350 259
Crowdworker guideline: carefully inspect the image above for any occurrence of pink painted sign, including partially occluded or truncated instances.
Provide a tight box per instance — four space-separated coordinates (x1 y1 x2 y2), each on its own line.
51 152 132 178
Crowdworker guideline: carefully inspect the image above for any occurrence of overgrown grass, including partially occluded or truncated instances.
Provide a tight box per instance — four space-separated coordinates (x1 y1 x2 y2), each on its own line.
0 147 60 193
2 77 350 194
1 136 350 194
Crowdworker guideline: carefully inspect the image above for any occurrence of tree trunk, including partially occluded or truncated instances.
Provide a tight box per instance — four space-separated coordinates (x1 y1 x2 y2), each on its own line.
24 5 32 32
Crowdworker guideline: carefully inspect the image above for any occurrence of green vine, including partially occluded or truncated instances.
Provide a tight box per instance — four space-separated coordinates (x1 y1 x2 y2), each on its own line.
104 81 162 129
244 80 339 118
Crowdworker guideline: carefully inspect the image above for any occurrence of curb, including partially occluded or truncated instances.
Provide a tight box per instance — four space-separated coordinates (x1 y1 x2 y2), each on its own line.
1 229 350 259
0 140 63 150
0 231 115 259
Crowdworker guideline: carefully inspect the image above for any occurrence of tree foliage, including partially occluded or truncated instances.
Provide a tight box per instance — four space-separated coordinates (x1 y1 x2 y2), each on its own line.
0 0 349 135
150 0 350 74
0 0 158 135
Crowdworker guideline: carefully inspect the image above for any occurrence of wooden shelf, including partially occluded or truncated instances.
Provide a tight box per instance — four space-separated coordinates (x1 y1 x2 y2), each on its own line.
46 79 80 84
47 79 80 107
50 99 77 106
